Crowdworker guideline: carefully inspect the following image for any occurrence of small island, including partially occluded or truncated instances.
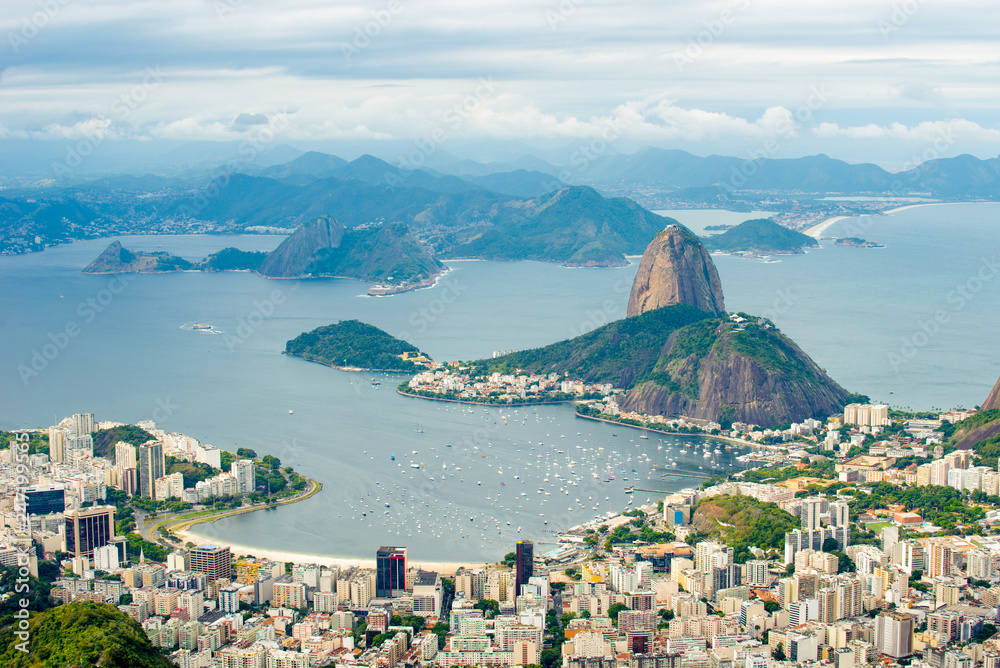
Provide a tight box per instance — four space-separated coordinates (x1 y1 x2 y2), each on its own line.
703 218 818 255
834 237 885 248
284 320 433 372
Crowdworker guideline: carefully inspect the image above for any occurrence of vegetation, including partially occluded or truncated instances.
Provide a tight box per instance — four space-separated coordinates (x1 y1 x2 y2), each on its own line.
845 482 985 531
690 495 800 563
0 431 48 457
196 247 268 271
0 602 174 667
165 456 221 488
703 218 818 254
92 425 156 461
286 320 429 371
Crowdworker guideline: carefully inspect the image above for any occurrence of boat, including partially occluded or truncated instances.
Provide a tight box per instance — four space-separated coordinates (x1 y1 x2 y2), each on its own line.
288 409 294 414
192 323 212 330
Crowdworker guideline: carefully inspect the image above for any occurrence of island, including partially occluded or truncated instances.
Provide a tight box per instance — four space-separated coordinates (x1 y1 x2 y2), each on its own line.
703 217 819 255
834 237 885 248
284 320 434 372
82 217 446 295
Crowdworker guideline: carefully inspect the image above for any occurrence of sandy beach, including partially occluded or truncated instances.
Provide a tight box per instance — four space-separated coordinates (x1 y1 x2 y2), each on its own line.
175 528 486 575
881 202 947 215
803 215 849 238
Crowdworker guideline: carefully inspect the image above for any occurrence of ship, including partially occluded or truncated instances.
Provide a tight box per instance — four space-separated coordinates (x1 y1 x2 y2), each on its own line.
192 323 212 330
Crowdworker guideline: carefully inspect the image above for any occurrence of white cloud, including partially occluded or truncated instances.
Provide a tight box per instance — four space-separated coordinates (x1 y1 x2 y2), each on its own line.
813 119 1000 143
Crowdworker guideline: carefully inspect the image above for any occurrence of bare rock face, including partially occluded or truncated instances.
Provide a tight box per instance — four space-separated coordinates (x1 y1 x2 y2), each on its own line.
256 216 346 278
627 224 725 317
983 375 1000 411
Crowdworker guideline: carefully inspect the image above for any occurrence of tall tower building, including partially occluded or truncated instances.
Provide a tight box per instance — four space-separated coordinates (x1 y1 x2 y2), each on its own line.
801 497 823 531
829 501 850 528
187 544 232 583
65 505 115 558
376 546 407 598
231 459 256 494
138 441 164 499
48 427 66 464
515 540 534 595
875 612 914 658
72 412 95 436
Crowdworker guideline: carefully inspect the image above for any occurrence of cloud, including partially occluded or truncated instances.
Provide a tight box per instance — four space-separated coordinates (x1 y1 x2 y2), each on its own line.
232 113 270 127
813 119 1000 143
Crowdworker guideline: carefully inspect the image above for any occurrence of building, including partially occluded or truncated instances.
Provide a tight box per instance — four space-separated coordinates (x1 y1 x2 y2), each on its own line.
154 472 184 501
138 441 165 499
744 560 769 587
515 540 534 594
376 546 407 598
187 545 231 583
801 497 824 531
72 412 95 436
413 571 443 617
273 580 307 608
230 459 255 495
49 427 66 463
25 484 65 516
65 506 115 558
875 612 913 658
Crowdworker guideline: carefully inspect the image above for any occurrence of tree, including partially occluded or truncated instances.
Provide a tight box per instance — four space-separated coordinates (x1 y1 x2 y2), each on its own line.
763 601 781 613
580 610 591 619
822 537 840 552
607 603 628 624
474 599 500 618
502 552 517 567
773 643 786 661
236 448 257 459
541 648 561 668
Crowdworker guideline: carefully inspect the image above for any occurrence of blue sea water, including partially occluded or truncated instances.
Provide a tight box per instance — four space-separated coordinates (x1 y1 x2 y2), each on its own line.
0 202 997 561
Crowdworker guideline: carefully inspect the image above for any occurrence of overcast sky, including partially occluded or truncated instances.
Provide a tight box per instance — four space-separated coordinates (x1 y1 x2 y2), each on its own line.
2 0 998 168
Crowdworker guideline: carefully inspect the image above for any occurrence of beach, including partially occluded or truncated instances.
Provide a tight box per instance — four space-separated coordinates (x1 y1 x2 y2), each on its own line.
175 528 485 575
803 215 849 238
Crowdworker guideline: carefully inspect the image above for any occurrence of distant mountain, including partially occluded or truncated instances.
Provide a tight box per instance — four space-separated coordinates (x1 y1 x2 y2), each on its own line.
448 186 671 266
256 216 443 289
704 218 819 254
461 169 565 197
628 225 726 317
83 240 193 273
257 150 348 183
897 153 1000 197
581 147 898 193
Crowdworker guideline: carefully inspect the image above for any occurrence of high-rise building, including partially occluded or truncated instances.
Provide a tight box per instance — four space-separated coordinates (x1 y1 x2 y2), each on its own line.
744 560 770 587
72 412 95 436
65 505 115 558
138 442 164 499
829 501 850 528
801 497 824 531
928 542 952 578
875 612 914 658
376 546 407 597
25 484 65 516
231 459 256 495
515 540 534 595
48 427 66 463
187 544 232 583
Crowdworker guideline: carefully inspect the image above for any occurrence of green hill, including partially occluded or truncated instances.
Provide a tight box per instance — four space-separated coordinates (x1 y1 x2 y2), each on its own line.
475 304 849 426
0 602 174 668
704 218 818 254
690 495 799 562
91 425 156 461
285 320 429 371
449 187 672 266
196 247 268 271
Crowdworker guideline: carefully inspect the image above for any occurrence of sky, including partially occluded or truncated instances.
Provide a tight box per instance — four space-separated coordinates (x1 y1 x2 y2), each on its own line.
1 0 999 169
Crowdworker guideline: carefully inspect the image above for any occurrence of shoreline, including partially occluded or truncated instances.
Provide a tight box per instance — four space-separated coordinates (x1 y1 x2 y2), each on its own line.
803 215 849 239
174 530 485 575
573 411 777 451
396 388 574 408
284 351 416 374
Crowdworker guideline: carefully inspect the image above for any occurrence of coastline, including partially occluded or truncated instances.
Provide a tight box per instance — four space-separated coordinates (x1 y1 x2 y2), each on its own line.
173 531 485 575
803 215 849 239
396 388 574 408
